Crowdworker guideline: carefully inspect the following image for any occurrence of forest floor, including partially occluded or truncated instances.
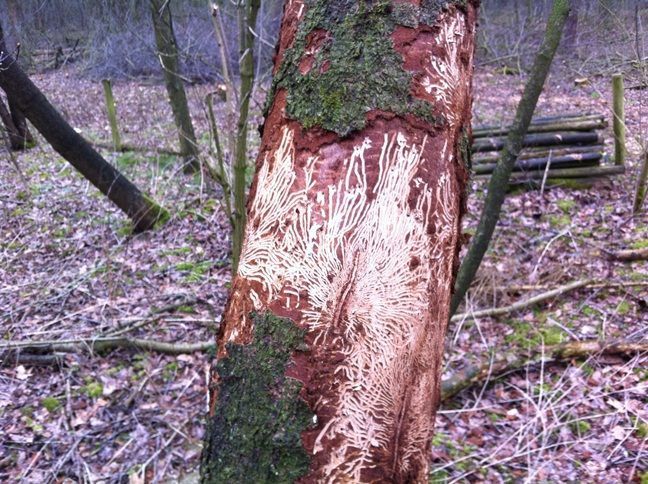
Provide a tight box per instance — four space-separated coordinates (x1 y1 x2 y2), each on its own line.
0 63 646 483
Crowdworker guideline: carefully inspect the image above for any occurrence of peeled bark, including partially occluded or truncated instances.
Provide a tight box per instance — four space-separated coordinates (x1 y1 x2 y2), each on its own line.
0 22 168 232
201 1 478 482
150 0 199 172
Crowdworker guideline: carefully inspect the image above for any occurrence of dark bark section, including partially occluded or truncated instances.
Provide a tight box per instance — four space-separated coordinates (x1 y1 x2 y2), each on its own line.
201 312 313 483
451 0 571 315
0 95 35 150
0 21 168 232
150 0 199 173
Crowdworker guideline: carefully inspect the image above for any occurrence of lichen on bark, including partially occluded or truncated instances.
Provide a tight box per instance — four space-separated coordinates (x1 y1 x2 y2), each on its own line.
200 312 313 483
267 0 468 136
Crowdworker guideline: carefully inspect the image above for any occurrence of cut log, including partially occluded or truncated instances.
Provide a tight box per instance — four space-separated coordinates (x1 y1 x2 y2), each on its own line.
475 164 625 181
608 247 648 262
473 116 606 138
473 144 604 164
473 151 602 175
524 113 604 124
472 131 603 153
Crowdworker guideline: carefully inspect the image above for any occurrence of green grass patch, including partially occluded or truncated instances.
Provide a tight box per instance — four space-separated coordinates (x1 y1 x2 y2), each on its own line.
556 199 576 213
84 381 103 399
41 396 60 413
617 300 631 315
506 320 568 346
569 420 591 436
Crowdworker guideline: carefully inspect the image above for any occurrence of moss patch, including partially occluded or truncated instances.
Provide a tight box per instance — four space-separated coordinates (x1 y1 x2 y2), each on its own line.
267 0 466 135
505 320 568 347
200 312 313 483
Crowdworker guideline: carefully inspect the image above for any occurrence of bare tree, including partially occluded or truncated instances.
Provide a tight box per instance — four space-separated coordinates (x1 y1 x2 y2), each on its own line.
200 1 478 481
451 0 571 315
0 20 168 232
150 0 199 172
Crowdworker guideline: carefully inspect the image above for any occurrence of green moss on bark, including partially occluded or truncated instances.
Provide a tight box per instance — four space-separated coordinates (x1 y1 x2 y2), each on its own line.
200 312 313 483
267 0 467 136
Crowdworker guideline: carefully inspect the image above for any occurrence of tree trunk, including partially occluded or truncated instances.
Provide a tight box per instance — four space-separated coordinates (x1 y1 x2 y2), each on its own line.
150 0 199 173
0 22 168 232
0 95 34 150
451 0 571 316
201 1 478 482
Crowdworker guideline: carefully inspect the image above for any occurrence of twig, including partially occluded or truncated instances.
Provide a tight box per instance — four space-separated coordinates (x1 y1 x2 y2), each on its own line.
102 295 198 337
451 278 593 322
500 280 648 291
441 339 648 401
0 336 215 356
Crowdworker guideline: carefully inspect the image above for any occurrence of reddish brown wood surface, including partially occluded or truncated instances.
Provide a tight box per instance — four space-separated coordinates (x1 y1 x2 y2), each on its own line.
211 1 478 481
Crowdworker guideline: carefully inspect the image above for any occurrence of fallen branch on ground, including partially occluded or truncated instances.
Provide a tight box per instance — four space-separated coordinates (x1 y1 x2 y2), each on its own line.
500 280 648 292
609 247 648 262
451 278 593 322
94 140 182 157
0 336 215 358
441 339 648 401
101 295 200 337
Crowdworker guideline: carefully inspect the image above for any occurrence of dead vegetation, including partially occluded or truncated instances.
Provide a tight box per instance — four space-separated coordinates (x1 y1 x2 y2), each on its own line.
1 1 647 479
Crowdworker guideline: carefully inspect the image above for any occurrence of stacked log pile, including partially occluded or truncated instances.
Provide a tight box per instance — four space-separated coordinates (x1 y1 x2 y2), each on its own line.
31 41 84 70
471 114 625 184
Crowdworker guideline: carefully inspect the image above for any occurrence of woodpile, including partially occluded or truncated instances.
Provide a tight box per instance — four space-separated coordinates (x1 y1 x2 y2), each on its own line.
471 113 625 185
30 40 84 70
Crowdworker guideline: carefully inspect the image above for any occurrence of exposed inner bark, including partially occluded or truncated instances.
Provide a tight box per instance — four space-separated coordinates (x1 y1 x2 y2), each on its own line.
203 1 478 482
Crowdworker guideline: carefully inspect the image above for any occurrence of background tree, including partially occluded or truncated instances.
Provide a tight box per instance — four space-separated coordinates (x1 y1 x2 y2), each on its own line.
200 1 479 481
150 0 199 172
0 21 168 232
451 0 571 315
206 0 260 274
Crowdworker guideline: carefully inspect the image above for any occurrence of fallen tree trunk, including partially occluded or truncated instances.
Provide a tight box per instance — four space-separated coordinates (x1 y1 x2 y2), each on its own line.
473 115 606 138
441 339 648 401
472 131 603 153
0 21 169 232
473 152 602 175
472 144 605 164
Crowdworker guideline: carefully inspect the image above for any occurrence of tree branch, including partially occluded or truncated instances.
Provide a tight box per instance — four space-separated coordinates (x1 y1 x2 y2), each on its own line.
441 339 648 401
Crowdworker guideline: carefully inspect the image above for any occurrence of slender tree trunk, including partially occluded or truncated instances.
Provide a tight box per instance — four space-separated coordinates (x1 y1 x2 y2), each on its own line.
0 22 168 232
634 150 648 213
450 0 571 316
150 0 199 173
201 1 478 482
231 0 260 274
